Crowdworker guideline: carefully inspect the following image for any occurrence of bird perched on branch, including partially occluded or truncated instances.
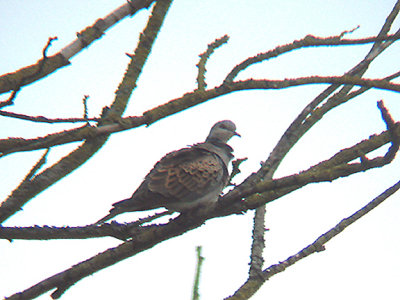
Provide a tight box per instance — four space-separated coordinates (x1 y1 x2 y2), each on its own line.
96 120 240 224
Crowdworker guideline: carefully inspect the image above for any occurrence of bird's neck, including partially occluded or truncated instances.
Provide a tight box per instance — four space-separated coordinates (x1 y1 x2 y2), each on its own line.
197 139 234 167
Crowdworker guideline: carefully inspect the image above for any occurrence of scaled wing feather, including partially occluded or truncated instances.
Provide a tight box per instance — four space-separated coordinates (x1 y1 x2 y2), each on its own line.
148 147 226 202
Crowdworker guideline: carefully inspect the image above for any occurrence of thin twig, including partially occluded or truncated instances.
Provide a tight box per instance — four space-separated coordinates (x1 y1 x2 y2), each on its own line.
196 35 229 90
228 157 247 186
339 25 360 38
192 246 205 300
377 100 400 161
0 37 57 109
223 32 400 83
82 95 90 120
0 110 100 123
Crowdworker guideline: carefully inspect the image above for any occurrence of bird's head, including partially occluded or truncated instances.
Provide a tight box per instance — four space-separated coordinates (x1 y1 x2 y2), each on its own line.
206 120 240 144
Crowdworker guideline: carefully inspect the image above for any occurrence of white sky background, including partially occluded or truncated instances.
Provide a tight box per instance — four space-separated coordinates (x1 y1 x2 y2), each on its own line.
1 0 400 299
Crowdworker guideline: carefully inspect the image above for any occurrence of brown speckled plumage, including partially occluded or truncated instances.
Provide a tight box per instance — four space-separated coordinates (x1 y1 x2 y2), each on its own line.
96 120 239 224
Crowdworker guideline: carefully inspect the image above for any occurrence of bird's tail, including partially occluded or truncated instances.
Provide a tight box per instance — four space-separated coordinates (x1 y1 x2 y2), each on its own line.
94 208 120 225
94 198 130 225
94 197 146 225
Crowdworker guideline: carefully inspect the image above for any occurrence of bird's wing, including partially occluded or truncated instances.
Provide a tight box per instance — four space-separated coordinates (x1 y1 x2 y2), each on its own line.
146 146 228 202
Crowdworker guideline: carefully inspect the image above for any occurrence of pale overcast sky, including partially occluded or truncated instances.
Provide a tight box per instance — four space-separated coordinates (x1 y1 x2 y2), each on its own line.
1 1 399 299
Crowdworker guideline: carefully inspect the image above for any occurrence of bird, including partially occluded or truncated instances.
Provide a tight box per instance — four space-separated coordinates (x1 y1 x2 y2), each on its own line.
95 120 240 224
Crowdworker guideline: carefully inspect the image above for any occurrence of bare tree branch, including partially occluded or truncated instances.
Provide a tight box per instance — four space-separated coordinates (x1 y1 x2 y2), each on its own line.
223 121 400 212
191 246 205 300
5 127 399 299
196 35 230 90
2 32 400 157
248 206 266 278
0 37 58 109
1 112 398 241
0 0 155 95
2 2 400 299
1 74 399 157
0 211 173 240
1 101 399 238
245 4 400 272
224 179 400 300
223 33 400 83
1 112 398 300
0 0 173 225
0 149 49 222
0 110 100 123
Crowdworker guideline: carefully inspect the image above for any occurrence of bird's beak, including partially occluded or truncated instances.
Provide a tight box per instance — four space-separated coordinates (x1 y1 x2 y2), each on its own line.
234 131 241 138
